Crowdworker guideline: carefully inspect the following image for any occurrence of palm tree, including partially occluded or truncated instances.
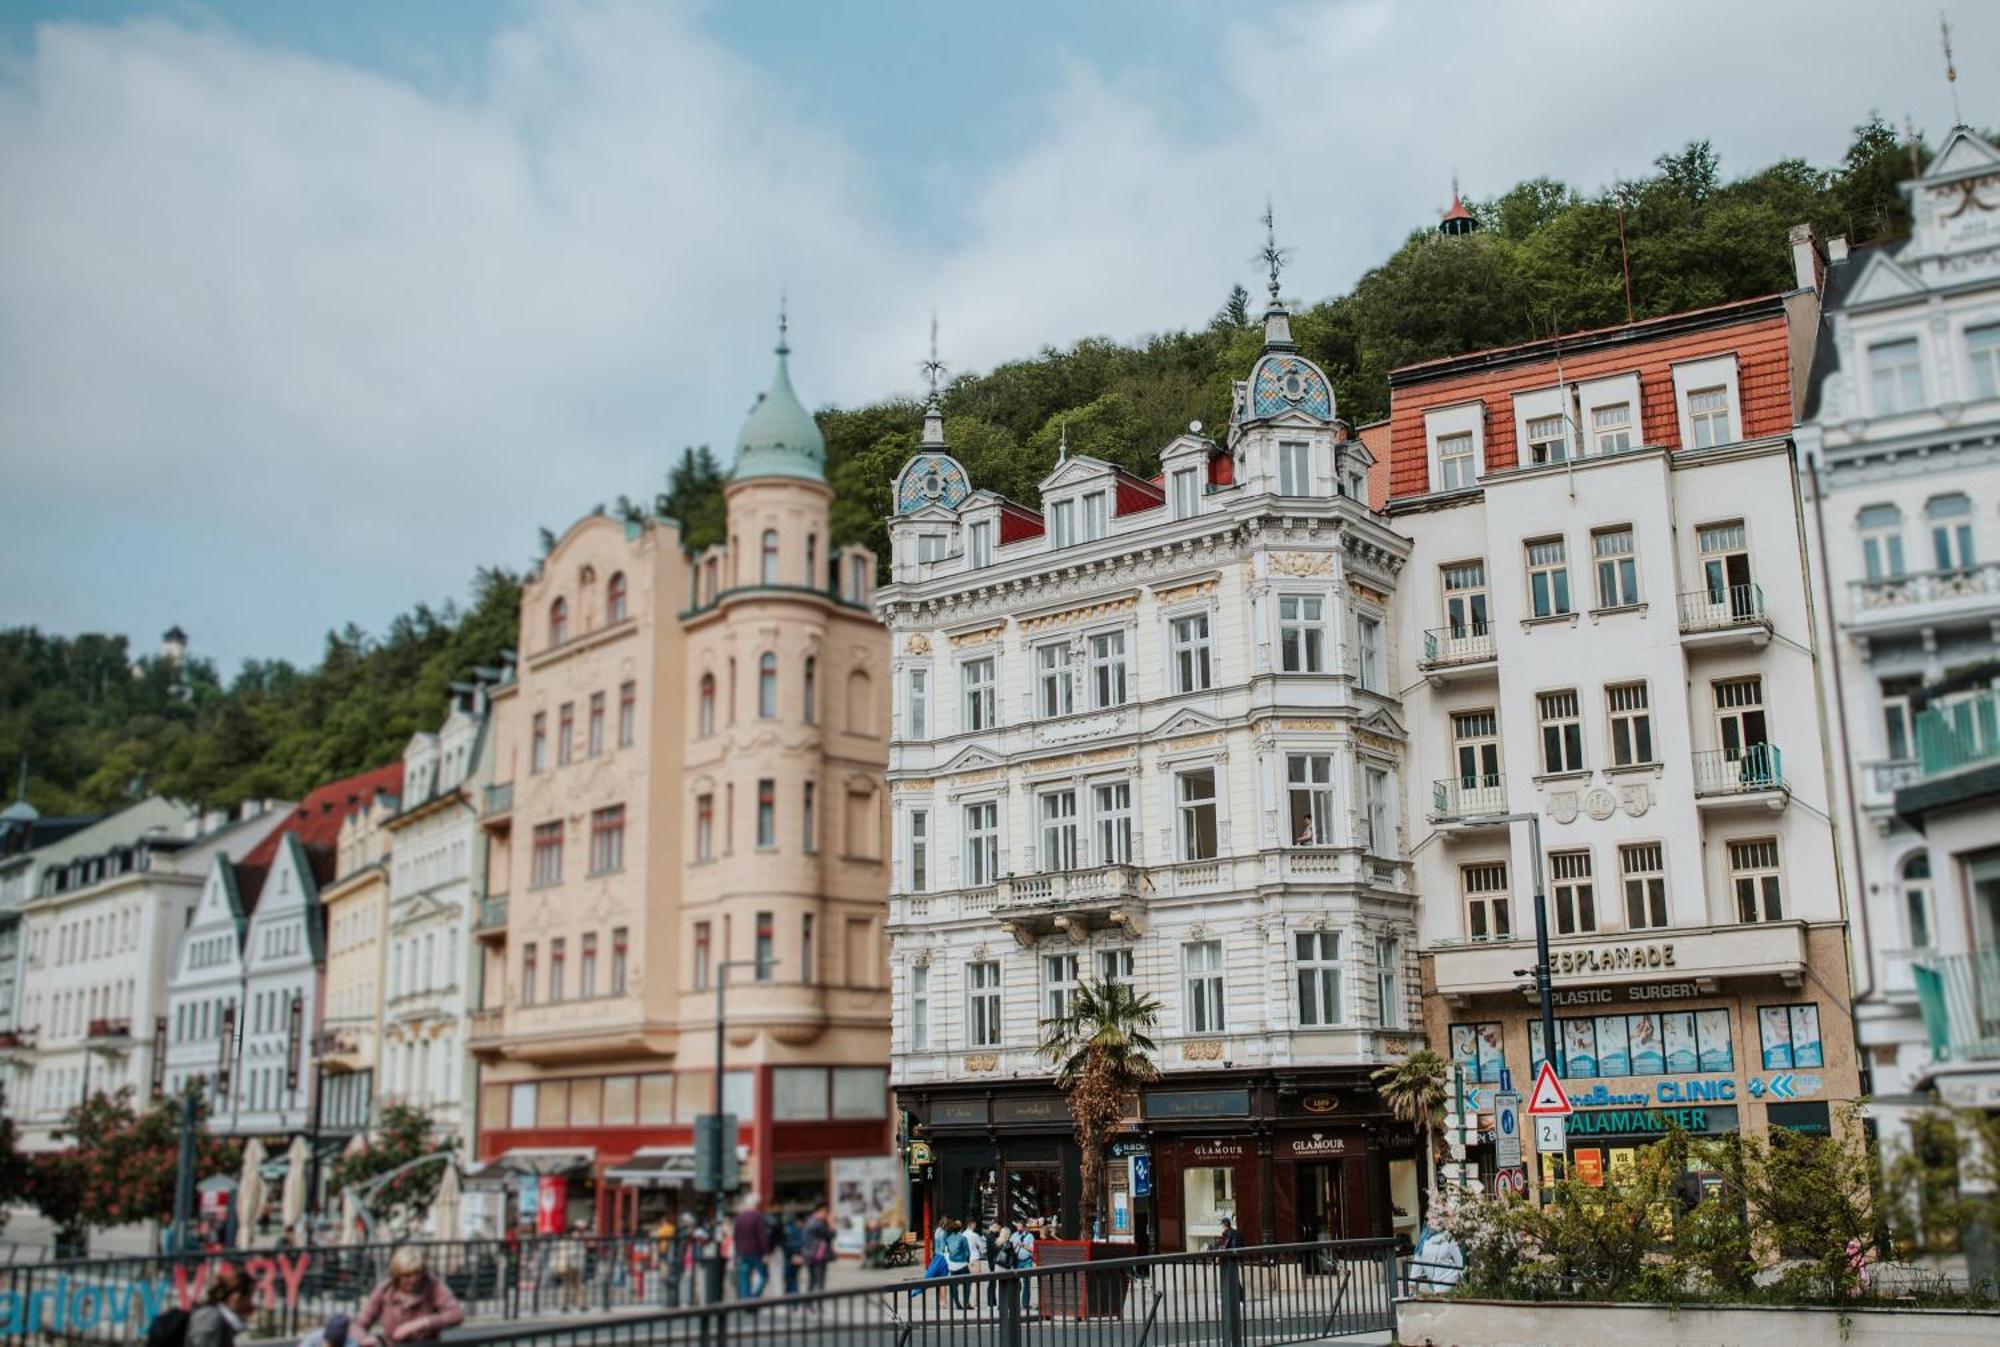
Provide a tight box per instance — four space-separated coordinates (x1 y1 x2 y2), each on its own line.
1039 979 1162 1239
1373 1048 1450 1200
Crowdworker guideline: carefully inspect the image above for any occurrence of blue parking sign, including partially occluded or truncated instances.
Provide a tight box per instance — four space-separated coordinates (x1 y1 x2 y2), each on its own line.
1130 1154 1152 1197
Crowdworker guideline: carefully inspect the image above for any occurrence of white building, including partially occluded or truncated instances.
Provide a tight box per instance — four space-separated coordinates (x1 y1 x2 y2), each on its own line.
379 684 493 1147
881 290 1420 1251
1386 276 1863 1182
13 800 283 1149
1800 126 2000 1139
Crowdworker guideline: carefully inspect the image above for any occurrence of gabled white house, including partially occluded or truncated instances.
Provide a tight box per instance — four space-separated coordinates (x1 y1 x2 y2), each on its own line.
163 852 256 1112
235 833 326 1136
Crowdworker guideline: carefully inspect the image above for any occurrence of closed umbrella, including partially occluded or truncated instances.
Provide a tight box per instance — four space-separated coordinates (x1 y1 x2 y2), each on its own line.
341 1189 366 1247
281 1135 310 1235
431 1163 462 1243
236 1138 269 1251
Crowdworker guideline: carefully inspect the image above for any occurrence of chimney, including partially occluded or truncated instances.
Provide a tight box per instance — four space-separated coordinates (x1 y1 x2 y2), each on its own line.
200 809 227 836
1788 222 1826 294
1827 236 1850 264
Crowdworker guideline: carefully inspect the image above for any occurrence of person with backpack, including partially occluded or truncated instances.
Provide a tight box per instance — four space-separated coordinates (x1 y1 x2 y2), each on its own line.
986 1222 1017 1308
801 1206 835 1299
182 1268 255 1347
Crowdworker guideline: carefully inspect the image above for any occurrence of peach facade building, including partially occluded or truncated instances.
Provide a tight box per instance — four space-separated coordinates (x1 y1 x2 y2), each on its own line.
472 324 891 1231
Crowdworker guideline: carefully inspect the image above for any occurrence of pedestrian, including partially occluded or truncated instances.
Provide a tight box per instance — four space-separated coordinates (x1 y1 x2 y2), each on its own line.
965 1220 988 1277
353 1248 466 1346
942 1219 973 1310
296 1312 351 1347
549 1232 582 1313
802 1205 835 1299
779 1210 805 1300
654 1212 689 1308
731 1193 773 1301
1413 1223 1463 1293
987 1222 1016 1307
1216 1216 1244 1251
1013 1221 1037 1311
185 1268 255 1347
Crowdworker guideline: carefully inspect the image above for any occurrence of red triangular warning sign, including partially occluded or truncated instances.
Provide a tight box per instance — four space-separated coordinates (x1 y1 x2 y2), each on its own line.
1525 1060 1573 1116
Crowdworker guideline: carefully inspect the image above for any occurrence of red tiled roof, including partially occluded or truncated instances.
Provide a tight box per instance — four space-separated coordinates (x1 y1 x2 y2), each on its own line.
238 761 405 890
998 500 1045 545
1112 467 1166 517
1357 421 1392 512
1441 194 1475 224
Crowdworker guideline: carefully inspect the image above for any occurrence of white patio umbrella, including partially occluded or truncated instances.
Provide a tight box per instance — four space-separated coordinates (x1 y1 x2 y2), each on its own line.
281 1135 311 1234
236 1138 269 1251
431 1164 462 1244
341 1189 366 1247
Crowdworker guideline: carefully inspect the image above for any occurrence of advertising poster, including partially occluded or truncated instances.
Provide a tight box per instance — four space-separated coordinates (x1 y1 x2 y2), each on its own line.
536 1176 568 1234
1608 1148 1637 1185
1697 1009 1734 1072
1788 1005 1824 1068
1628 1014 1664 1076
1574 1149 1605 1187
831 1156 904 1253
1563 1020 1597 1078
1662 1013 1698 1074
1759 1006 1794 1069
1595 1016 1631 1077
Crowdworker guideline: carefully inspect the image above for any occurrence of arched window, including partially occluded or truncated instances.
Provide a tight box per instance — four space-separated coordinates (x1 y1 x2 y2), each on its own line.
548 597 568 647
847 669 874 735
1902 852 1933 950
607 571 628 623
698 674 716 737
759 653 779 719
803 656 818 724
1927 493 1975 570
762 530 780 585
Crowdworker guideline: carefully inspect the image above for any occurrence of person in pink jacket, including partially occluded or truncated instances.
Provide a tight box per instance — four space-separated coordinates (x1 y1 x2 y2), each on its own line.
355 1248 466 1346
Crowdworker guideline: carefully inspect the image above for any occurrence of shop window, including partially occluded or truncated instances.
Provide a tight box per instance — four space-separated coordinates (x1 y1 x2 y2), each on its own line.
1532 1008 1732 1077
1182 1164 1237 1252
774 1067 829 1121
832 1067 888 1119
639 1073 673 1125
1449 1022 1506 1084
1756 1003 1824 1070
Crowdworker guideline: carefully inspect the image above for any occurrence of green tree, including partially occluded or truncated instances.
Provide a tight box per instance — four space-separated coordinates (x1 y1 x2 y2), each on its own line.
1372 1049 1449 1200
1039 980 1161 1239
28 1089 239 1254
326 1103 460 1230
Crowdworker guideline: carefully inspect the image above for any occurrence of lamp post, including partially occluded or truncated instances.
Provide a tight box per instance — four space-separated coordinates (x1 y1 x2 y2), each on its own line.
1459 811 1557 1078
703 955 774 1304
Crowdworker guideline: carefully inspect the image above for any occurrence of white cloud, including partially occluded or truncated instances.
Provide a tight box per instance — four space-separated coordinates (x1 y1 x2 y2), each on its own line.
0 0 1989 667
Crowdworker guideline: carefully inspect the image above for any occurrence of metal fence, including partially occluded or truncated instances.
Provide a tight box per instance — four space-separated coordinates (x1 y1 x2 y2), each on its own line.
449 1239 1400 1347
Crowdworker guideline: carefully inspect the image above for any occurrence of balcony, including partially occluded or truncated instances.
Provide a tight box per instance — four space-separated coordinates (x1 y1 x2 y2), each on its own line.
467 1006 506 1053
1430 919 1810 1004
482 782 514 821
1677 583 1771 648
1691 745 1788 811
998 867 1148 945
1898 693 2000 818
1912 949 2000 1063
1418 624 1497 683
1848 560 2000 637
477 893 509 940
1430 776 1507 831
86 1018 133 1045
0 1028 34 1056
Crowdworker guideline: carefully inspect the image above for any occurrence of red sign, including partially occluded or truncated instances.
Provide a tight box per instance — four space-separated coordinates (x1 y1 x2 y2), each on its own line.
1574 1148 1605 1188
536 1176 568 1234
1526 1061 1573 1116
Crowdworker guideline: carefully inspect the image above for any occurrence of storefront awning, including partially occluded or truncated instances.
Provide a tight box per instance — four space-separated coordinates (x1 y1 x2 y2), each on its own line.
477 1147 596 1178
605 1147 696 1188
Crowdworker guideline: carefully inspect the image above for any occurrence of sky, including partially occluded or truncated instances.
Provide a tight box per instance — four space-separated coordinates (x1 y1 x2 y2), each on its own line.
1 0 1993 673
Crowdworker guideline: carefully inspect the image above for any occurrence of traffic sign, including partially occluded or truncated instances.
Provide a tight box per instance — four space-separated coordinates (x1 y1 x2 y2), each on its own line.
1526 1061 1573 1116
1534 1115 1567 1154
1492 1166 1527 1197
1493 1091 1522 1169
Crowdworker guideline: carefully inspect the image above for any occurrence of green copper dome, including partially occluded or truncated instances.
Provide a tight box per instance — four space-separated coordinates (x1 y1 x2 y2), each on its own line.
731 322 826 483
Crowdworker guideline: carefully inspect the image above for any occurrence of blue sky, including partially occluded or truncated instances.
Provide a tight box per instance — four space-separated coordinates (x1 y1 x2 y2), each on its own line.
1 0 1993 673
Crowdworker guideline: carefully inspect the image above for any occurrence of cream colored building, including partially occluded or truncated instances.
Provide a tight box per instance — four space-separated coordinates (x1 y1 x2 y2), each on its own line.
472 322 892 1231
319 788 396 1136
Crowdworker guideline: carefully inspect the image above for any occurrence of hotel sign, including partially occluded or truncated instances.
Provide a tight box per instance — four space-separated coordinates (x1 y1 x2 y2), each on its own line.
1551 943 1677 978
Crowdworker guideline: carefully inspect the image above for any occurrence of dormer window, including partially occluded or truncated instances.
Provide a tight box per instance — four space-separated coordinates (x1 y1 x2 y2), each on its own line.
967 520 993 568
1081 492 1108 542
917 533 948 564
1686 387 1731 448
1526 415 1569 465
1590 404 1633 455
1050 499 1076 548
1436 433 1475 490
1171 468 1199 519
1278 441 1311 496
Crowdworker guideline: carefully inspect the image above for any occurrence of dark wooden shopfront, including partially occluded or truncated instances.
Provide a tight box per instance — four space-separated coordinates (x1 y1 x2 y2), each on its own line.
911 1091 1083 1238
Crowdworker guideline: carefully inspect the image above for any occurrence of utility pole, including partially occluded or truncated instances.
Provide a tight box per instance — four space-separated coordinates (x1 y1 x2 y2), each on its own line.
171 1082 199 1253
699 956 772 1303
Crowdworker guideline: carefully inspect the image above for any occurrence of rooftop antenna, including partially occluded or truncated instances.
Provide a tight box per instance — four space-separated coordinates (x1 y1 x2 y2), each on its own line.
1058 417 1070 462
1614 181 1636 325
920 313 947 405
1257 199 1291 304
777 288 789 354
1942 11 1965 128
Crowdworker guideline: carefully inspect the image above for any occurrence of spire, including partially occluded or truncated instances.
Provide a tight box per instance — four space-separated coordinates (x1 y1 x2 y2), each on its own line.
1058 418 1070 462
730 298 826 482
777 289 790 355
1439 174 1478 236
1943 11 1965 128
1257 200 1296 349
919 314 948 447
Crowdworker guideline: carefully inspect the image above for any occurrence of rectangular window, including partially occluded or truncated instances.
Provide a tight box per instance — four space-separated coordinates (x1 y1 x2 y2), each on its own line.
618 681 637 747
1551 850 1596 936
1859 504 1907 582
1278 440 1311 495
1882 677 1919 761
909 965 930 1049
756 779 776 849
962 657 996 731
1687 385 1731 448
1286 754 1335 846
1044 952 1080 1022
916 533 947 564
1462 863 1511 942
1441 561 1488 636
531 713 548 773
1592 527 1639 608
1870 338 1922 414
588 805 624 874
1170 613 1213 692
1050 498 1076 549
1526 413 1569 465
802 781 817 851
964 800 999 886
1171 467 1199 519
1089 631 1128 708
1093 781 1132 865
1184 940 1226 1033
1714 676 1769 760
968 520 992 568
588 692 605 757
695 793 714 861
1607 682 1654 766
1757 1002 1824 1070
1364 767 1390 854
967 961 1002 1047
1931 494 1976 570
1450 1022 1507 1085
1526 537 1571 617
754 911 774 980
1082 491 1108 542
1357 615 1382 691
1621 843 1668 930
1376 936 1400 1028
558 702 575 766
908 810 929 891
1698 520 1754 614
1278 594 1325 673
531 822 563 887
1452 710 1501 787
908 667 928 738
1591 401 1633 455
1178 767 1218 861
801 913 815 983
611 927 628 995
1039 790 1078 872
549 937 566 1002
1295 930 1342 1027
1038 643 1074 718
1538 689 1584 773
1969 322 2000 401
1435 432 1475 490
692 922 711 990
1730 838 1784 923
1098 948 1134 991
580 932 598 998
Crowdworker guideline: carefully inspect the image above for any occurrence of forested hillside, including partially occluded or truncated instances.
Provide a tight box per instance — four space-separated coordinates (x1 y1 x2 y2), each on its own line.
0 118 1931 815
